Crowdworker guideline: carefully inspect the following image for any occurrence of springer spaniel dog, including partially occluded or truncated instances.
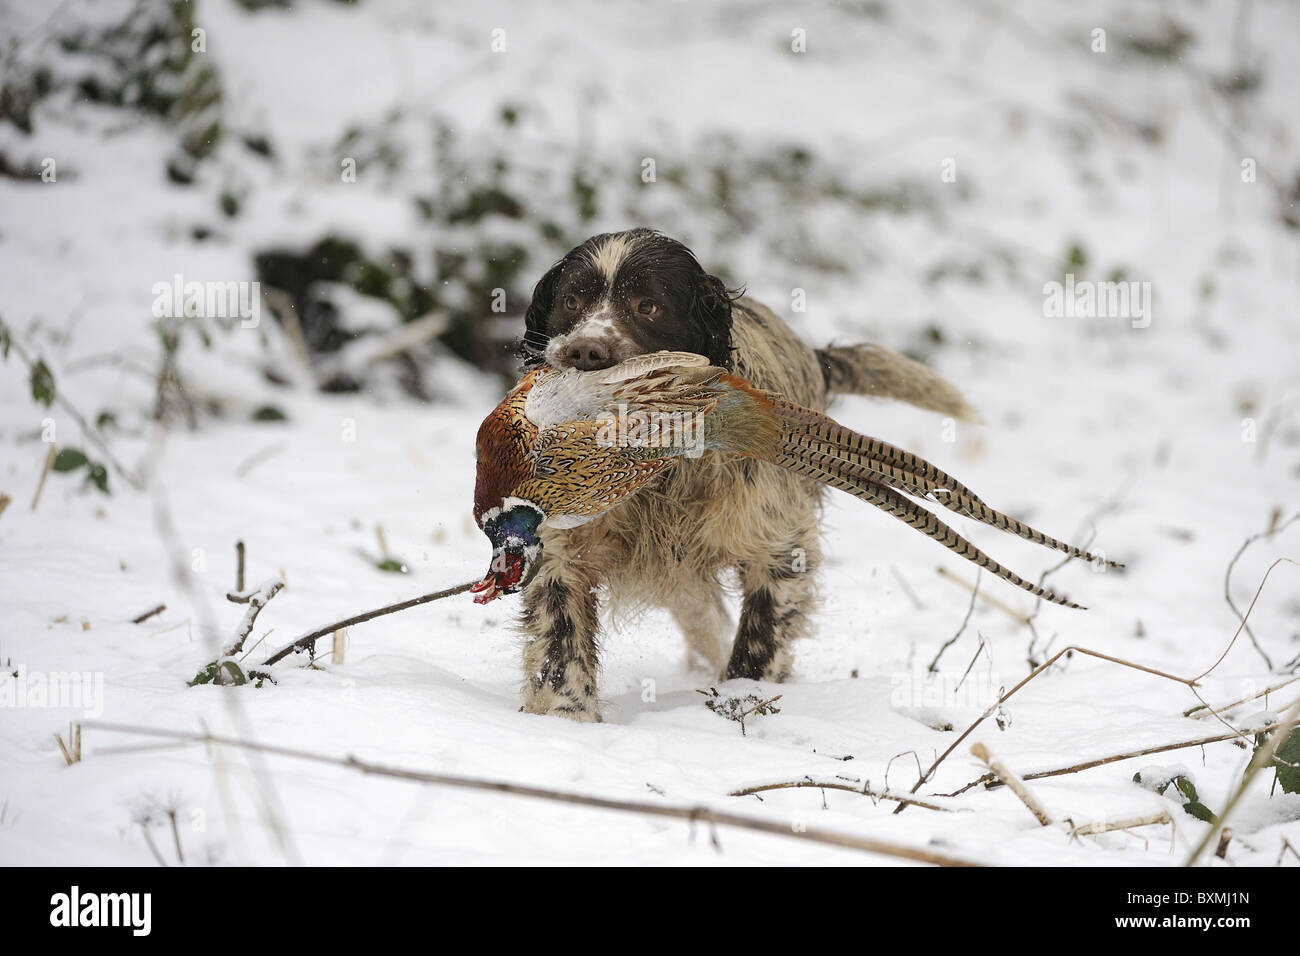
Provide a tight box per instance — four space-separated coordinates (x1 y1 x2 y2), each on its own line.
514 228 977 721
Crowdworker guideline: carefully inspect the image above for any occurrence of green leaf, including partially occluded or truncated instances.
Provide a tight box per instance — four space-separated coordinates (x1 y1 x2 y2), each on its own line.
188 662 217 686
95 410 117 431
251 404 287 422
30 360 55 406
1173 775 1200 805
376 558 408 574
83 461 109 494
1134 769 1218 822
219 660 248 685
51 448 88 472
1271 727 1300 795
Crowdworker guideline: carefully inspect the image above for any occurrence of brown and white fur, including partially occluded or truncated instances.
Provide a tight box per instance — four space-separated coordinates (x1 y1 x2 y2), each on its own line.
515 228 977 721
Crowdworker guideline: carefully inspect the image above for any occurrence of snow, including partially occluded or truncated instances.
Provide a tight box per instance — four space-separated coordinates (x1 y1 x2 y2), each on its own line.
0 0 1298 865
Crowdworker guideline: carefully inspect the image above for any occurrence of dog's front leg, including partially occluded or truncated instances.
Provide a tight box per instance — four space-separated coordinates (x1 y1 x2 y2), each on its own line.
518 548 603 722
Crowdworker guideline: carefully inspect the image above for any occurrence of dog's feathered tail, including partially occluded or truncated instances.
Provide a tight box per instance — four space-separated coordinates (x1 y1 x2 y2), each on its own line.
815 344 983 424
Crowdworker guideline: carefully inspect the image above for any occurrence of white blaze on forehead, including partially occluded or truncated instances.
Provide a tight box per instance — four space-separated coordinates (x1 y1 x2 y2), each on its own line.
585 234 636 284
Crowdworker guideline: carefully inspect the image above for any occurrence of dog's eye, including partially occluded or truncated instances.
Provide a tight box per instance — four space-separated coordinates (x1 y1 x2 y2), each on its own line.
564 295 580 312
636 299 659 318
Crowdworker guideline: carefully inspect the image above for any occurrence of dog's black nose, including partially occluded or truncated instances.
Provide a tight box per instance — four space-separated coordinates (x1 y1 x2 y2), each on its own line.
562 338 613 370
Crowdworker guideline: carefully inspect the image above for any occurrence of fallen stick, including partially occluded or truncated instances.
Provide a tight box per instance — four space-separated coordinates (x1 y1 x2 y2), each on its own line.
1184 675 1300 718
946 729 1249 796
224 578 285 658
85 722 983 867
970 742 1051 826
30 444 55 511
131 604 167 624
928 568 980 672
728 778 954 812
1070 810 1172 838
261 580 477 666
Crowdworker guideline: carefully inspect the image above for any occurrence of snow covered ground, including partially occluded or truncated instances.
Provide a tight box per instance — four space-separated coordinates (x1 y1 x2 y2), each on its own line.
1 0 1298 866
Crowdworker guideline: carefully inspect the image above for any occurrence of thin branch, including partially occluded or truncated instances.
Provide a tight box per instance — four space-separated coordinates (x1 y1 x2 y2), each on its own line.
889 564 924 610
928 568 980 672
85 722 983 867
30 444 55 512
261 580 477 666
946 729 1250 797
131 604 166 625
1070 810 1172 839
235 442 287 479
222 578 285 658
1184 674 1300 719
970 742 1051 826
1199 554 1298 682
728 778 954 812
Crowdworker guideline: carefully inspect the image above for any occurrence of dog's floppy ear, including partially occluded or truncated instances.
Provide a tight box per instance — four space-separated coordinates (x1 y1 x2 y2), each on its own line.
692 271 736 369
519 254 571 368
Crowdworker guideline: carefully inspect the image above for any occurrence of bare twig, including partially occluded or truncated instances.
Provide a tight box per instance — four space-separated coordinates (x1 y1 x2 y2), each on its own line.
1200 555 1298 681
728 778 954 811
928 568 980 672
131 604 166 625
222 578 285 658
1185 675 1300 719
970 742 1051 825
890 564 924 610
947 729 1250 796
1218 514 1299 674
30 444 55 511
1070 810 1172 839
261 580 477 666
1278 837 1299 866
86 722 983 867
235 540 245 593
1215 827 1233 860
235 442 287 479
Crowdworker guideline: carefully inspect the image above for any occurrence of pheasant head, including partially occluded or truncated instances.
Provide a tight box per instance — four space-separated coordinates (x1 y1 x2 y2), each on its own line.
470 371 547 603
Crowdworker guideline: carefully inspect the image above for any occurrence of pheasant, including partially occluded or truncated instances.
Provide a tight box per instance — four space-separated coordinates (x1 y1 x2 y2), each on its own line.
471 351 1120 605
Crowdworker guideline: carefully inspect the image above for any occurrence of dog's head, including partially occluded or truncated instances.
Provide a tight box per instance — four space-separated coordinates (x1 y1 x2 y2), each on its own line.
519 229 735 372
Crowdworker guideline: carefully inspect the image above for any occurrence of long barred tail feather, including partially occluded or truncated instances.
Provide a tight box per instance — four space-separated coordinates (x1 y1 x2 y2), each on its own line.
775 453 1087 609
771 400 1122 572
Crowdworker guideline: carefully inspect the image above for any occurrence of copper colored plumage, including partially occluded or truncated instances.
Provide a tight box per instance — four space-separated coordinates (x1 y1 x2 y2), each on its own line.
471 351 1120 607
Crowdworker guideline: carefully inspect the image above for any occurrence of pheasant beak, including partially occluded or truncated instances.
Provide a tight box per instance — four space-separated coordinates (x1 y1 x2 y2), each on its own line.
470 547 529 604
